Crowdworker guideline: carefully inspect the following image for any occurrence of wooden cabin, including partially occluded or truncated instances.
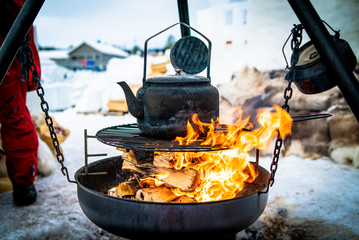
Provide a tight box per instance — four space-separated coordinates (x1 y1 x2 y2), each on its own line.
51 42 128 71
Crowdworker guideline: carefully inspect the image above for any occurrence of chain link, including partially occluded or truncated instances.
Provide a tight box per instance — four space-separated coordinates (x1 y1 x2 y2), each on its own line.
22 37 75 183
266 24 303 190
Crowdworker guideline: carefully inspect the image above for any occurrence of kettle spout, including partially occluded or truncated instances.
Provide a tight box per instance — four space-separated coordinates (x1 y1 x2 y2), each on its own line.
117 82 144 119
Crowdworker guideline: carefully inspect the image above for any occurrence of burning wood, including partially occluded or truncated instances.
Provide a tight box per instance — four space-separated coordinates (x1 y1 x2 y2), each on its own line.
107 178 139 199
135 187 177 202
153 152 175 168
115 178 139 197
122 151 199 192
107 150 199 202
108 105 292 203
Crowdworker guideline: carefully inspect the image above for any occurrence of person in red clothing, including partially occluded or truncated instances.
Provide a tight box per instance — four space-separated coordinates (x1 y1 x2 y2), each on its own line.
0 0 41 206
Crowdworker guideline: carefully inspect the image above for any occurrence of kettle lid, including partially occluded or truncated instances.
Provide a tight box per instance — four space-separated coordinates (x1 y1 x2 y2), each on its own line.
147 74 210 84
170 36 208 74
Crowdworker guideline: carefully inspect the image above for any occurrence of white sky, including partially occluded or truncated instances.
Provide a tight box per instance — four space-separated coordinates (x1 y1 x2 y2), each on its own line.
34 0 210 49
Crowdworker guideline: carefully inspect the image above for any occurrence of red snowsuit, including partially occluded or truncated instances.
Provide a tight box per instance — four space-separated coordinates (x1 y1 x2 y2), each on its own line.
0 0 41 186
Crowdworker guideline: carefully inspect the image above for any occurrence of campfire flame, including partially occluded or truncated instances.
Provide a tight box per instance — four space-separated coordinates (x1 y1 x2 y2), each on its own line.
144 105 292 202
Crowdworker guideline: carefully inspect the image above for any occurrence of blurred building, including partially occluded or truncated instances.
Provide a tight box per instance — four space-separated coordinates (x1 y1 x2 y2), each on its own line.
51 41 128 71
196 0 359 83
196 0 248 84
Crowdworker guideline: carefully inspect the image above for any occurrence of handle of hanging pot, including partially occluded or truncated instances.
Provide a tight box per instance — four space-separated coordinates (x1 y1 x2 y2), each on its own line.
142 22 212 86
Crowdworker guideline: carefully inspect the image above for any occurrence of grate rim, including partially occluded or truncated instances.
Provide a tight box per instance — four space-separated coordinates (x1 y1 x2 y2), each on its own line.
96 124 229 152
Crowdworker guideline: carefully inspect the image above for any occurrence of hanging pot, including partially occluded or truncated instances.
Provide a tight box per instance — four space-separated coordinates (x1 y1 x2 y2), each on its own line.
287 34 357 94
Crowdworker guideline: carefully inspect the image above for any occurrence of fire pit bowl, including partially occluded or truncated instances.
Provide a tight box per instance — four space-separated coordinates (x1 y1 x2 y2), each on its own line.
75 156 270 240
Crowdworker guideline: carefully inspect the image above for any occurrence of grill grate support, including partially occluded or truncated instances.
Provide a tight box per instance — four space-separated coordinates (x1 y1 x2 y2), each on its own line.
96 124 230 152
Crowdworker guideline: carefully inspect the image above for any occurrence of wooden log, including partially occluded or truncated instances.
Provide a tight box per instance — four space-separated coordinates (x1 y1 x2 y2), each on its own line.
133 150 154 164
107 99 128 113
139 177 164 188
115 178 140 197
122 150 138 164
116 148 128 152
153 152 175 168
172 195 197 203
159 168 198 192
122 152 198 192
135 187 177 202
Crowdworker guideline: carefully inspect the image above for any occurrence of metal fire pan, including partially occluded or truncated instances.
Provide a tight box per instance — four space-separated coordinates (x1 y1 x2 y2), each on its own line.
75 156 269 240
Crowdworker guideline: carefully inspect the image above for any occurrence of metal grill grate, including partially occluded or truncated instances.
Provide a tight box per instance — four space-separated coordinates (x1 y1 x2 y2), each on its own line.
96 124 229 152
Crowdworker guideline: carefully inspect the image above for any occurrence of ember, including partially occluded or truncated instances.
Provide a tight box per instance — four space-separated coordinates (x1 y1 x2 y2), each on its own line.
109 105 292 202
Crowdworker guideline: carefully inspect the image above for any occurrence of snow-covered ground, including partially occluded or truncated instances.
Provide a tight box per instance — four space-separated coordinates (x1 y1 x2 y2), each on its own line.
0 109 358 239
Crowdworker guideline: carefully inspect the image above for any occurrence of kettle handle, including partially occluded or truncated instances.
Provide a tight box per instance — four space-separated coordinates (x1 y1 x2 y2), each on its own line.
142 22 212 86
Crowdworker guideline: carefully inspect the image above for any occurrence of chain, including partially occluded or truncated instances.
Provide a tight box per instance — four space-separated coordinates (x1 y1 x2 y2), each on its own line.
266 24 303 190
22 36 76 183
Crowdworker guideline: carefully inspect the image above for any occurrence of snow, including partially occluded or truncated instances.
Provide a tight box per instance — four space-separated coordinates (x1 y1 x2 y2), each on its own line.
0 107 358 239
39 49 69 60
27 55 146 113
262 156 359 229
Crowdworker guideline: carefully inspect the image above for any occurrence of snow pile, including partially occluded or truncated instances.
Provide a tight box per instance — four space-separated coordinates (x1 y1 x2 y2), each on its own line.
239 156 359 239
29 54 175 113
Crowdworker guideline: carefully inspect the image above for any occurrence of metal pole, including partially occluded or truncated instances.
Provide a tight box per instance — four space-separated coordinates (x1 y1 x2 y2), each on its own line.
0 0 45 85
177 0 191 37
83 129 107 176
288 0 359 122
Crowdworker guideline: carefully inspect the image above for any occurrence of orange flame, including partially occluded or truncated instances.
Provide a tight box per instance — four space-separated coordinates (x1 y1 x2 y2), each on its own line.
167 105 292 202
141 105 292 202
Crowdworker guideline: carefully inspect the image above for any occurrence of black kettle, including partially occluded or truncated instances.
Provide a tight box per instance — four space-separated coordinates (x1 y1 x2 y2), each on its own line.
118 23 219 139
